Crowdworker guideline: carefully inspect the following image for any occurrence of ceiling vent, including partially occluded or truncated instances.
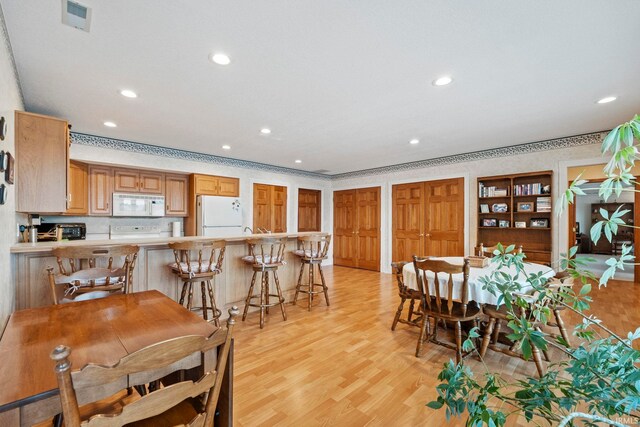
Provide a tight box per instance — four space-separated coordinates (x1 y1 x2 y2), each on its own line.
61 0 92 32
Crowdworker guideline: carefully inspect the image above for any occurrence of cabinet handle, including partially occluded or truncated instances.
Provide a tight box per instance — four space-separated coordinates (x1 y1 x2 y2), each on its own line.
419 233 424 237
166 204 169 211
426 233 431 237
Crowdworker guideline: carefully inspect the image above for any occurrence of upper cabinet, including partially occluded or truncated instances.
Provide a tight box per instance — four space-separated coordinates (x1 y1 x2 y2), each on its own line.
165 174 189 216
193 174 239 197
66 161 88 215
88 165 113 216
15 111 69 213
114 168 164 194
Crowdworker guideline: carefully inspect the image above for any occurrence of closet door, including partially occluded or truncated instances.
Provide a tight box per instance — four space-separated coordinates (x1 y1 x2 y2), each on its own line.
333 190 357 267
424 178 464 256
392 182 425 262
272 185 287 233
253 184 272 232
355 187 381 271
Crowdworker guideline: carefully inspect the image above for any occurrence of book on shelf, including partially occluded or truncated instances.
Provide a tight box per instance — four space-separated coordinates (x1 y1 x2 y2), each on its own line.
536 196 552 212
513 182 550 196
479 183 508 197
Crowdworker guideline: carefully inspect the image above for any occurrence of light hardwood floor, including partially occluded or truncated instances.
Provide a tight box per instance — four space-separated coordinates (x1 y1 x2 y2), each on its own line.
233 265 640 426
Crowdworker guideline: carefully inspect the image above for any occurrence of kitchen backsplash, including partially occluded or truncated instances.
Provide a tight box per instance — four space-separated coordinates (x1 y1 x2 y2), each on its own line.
37 216 183 240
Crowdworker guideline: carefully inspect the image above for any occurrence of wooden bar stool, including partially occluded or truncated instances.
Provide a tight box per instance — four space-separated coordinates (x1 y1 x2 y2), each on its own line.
47 245 139 305
168 240 226 326
293 234 331 311
242 238 287 329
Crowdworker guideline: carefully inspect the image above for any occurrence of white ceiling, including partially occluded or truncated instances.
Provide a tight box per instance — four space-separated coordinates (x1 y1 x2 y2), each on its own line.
2 1 639 175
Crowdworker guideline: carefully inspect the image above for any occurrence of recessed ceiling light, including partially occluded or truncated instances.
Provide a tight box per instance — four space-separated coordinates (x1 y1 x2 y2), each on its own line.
433 76 453 86
210 53 231 65
260 128 272 135
295 159 302 164
222 145 231 150
103 121 117 128
409 139 420 145
597 96 617 104
120 89 137 98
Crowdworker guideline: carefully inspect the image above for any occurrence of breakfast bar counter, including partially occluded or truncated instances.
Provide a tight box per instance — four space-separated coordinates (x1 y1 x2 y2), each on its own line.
10 232 327 311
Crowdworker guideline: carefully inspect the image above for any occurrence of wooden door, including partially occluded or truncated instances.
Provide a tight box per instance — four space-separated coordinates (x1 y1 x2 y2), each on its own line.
272 186 287 233
139 171 164 194
298 188 321 232
424 178 464 256
392 182 424 262
165 174 188 216
253 184 272 232
355 187 381 271
333 190 357 267
66 161 88 215
89 165 113 215
114 169 139 193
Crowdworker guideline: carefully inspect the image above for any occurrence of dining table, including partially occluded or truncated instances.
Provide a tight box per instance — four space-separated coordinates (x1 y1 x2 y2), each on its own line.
0 290 233 427
403 256 555 305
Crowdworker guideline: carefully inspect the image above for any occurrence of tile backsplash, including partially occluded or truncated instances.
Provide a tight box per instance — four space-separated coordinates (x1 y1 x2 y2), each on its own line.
38 216 183 240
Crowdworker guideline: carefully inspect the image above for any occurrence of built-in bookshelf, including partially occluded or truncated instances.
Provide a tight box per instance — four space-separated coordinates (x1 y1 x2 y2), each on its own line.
477 171 553 265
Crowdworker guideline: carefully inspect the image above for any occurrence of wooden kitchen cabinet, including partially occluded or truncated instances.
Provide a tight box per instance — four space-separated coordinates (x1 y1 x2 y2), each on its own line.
114 168 164 194
193 174 239 197
89 165 113 215
165 174 189 216
15 111 69 213
66 161 88 215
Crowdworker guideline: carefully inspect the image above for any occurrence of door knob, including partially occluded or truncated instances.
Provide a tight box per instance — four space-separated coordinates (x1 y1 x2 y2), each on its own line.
426 233 431 237
419 233 424 237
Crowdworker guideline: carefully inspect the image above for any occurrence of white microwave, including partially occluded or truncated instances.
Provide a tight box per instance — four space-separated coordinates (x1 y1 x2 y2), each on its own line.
112 193 165 217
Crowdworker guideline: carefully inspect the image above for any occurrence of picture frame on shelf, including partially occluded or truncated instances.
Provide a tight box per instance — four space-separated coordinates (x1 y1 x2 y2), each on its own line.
530 218 549 228
498 220 510 228
480 204 490 214
491 203 508 213
517 202 533 212
481 218 497 227
515 221 527 228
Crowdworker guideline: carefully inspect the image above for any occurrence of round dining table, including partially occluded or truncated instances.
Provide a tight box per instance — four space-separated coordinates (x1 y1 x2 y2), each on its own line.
402 256 555 306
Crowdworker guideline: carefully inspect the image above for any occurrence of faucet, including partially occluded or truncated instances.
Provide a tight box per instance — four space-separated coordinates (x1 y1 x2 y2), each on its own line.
243 226 253 234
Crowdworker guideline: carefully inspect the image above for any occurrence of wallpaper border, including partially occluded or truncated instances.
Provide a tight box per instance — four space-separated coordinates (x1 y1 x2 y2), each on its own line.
72 130 605 181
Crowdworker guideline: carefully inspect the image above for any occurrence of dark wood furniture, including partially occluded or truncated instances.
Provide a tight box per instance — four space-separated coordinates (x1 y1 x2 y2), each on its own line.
169 240 226 326
50 307 237 427
590 202 635 254
292 234 331 311
0 291 233 427
242 238 288 329
47 245 139 305
412 257 481 363
477 171 553 265
390 261 424 331
546 272 574 347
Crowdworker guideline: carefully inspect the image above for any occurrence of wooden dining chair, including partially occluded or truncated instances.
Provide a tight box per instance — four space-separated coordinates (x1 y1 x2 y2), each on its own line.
545 271 575 346
50 307 238 427
479 291 551 377
47 245 139 305
476 243 523 257
412 256 481 363
390 261 424 331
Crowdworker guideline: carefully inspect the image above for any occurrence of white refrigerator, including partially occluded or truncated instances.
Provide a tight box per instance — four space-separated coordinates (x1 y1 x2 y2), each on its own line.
196 196 243 237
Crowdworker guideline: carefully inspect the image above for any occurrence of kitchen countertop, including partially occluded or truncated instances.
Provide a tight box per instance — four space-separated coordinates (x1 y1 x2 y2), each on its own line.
10 231 327 254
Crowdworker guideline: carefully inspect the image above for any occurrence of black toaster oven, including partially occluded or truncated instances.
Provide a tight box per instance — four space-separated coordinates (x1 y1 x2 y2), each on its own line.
36 223 86 241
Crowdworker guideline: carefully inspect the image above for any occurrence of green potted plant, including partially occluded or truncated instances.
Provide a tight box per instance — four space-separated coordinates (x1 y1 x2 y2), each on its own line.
427 115 640 426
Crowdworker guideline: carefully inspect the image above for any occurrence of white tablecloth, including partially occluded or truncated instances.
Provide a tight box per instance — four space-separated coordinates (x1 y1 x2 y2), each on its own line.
402 256 555 306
